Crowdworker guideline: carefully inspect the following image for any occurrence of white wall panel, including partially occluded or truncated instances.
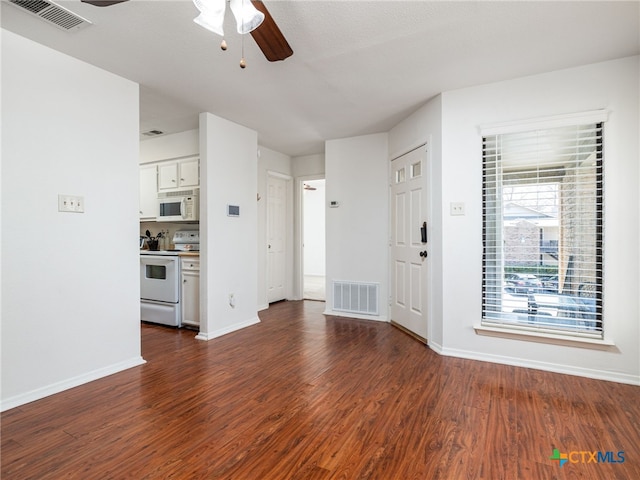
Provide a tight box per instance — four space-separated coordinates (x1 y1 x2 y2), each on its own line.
139 129 199 164
1 30 143 410
198 113 259 339
325 133 389 320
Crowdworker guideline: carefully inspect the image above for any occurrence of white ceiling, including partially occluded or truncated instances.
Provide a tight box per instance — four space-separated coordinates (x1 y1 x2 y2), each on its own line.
2 0 639 156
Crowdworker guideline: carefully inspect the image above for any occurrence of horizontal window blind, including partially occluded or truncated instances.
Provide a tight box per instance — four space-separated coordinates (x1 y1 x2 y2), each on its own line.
482 122 603 339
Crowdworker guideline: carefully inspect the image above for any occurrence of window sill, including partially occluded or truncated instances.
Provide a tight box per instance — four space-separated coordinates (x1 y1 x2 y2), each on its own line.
474 325 616 350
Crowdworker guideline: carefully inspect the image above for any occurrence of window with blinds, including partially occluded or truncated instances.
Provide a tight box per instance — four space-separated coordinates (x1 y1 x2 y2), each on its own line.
482 122 603 339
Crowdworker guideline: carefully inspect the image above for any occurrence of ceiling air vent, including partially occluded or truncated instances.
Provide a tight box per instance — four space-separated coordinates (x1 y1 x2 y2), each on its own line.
9 0 92 32
142 130 165 137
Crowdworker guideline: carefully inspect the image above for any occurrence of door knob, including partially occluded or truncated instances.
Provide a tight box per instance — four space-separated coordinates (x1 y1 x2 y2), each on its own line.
419 250 428 258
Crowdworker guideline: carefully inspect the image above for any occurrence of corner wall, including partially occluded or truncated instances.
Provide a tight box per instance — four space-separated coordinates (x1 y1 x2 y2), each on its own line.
1 30 144 410
198 112 259 339
325 134 389 320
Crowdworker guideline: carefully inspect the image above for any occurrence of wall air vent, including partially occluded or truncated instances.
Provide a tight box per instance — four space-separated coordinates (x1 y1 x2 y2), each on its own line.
333 281 379 316
8 0 92 32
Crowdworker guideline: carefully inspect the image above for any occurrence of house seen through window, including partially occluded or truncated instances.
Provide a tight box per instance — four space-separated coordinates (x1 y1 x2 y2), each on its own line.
482 121 603 339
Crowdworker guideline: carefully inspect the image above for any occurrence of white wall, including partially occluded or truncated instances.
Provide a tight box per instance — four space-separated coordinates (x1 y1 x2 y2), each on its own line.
325 133 389 320
1 30 144 410
257 146 293 310
140 129 199 164
292 154 325 179
198 112 259 339
438 56 639 384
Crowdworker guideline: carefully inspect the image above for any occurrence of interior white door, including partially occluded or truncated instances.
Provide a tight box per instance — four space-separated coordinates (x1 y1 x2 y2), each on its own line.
390 145 429 340
267 174 288 303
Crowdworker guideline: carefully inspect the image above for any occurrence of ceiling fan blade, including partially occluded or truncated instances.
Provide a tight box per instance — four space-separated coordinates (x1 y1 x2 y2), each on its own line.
250 1 293 62
81 0 129 6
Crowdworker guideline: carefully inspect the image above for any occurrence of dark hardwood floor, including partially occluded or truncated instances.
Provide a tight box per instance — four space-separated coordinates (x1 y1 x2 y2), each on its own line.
2 300 639 479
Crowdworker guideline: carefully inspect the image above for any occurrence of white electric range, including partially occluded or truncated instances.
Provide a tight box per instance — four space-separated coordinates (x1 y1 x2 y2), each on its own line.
140 230 199 327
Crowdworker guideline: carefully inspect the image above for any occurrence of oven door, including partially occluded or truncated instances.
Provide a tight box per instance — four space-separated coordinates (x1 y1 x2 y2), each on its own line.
140 255 179 303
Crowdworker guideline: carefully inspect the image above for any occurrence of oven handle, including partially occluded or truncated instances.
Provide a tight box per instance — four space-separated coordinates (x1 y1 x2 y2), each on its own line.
141 258 176 266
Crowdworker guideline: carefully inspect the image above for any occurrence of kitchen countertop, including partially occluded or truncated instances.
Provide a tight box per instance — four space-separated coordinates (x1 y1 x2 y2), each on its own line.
140 250 200 256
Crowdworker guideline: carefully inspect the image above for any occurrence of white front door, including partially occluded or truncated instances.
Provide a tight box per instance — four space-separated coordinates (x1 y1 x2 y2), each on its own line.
267 174 288 303
390 145 429 341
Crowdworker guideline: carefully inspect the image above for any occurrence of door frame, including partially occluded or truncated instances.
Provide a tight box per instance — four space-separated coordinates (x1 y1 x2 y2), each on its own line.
295 174 325 301
266 171 293 304
388 140 433 343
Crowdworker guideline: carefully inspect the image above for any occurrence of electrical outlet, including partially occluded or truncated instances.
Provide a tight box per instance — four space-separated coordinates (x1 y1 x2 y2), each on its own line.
450 202 465 216
58 194 85 213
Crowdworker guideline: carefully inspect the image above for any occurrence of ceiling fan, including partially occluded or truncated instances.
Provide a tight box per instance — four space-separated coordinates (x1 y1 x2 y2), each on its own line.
80 0 293 62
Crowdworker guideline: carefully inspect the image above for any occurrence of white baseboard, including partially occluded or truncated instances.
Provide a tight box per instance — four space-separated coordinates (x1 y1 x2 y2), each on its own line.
257 303 269 312
195 316 260 341
437 346 640 386
426 339 444 354
0 356 147 412
323 308 388 323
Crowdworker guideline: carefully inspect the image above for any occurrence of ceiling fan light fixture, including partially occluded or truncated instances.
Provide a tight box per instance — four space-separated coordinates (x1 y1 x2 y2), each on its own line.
193 0 226 36
192 0 292 64
229 0 265 34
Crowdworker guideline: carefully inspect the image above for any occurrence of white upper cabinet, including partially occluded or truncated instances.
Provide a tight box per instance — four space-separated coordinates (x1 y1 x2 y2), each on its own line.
179 157 199 188
140 156 199 221
139 164 158 220
158 157 199 191
158 162 178 190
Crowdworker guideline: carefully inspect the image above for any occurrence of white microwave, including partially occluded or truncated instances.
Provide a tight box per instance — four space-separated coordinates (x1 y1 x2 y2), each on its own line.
157 189 199 222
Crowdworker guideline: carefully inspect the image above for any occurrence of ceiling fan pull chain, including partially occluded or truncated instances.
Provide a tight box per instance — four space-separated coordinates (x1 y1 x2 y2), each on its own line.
239 0 247 68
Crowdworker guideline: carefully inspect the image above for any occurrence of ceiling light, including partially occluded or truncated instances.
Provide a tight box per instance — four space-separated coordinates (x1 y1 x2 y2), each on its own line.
228 0 264 34
193 0 225 36
193 0 265 67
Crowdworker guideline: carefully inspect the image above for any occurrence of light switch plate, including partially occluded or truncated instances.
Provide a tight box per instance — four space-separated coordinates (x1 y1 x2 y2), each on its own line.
58 194 84 213
450 202 465 216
